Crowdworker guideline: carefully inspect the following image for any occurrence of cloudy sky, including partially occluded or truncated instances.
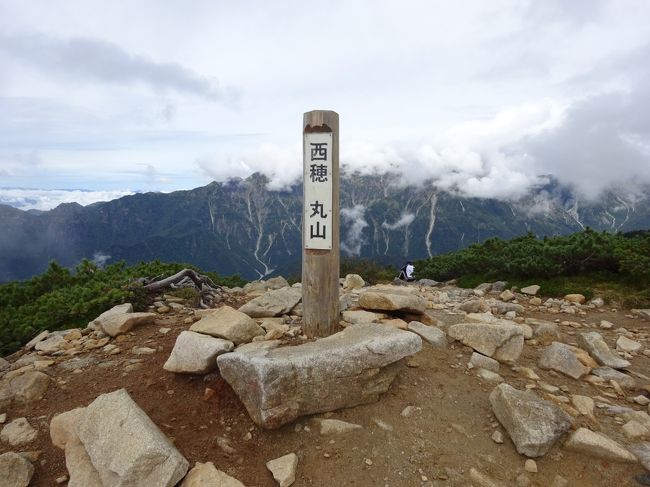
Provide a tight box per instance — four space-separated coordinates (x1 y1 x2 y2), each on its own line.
1 0 650 210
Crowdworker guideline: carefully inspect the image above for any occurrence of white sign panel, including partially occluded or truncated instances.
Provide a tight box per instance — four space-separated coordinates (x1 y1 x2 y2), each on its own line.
303 132 333 250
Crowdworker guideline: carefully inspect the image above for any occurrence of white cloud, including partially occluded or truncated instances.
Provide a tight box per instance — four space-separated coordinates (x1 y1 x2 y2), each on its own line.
382 213 416 230
340 205 368 256
0 188 135 211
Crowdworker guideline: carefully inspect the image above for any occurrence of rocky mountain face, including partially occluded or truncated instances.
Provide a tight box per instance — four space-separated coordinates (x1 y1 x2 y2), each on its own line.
1 173 650 282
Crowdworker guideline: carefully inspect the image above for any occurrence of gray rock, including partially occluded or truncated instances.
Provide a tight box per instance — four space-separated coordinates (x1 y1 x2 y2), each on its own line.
0 451 34 487
632 309 650 319
238 287 302 318
459 299 489 313
342 274 365 290
418 279 439 287
1 418 37 447
489 383 572 457
341 310 385 324
358 290 426 314
493 302 525 314
266 276 290 290
318 419 362 435
24 330 49 350
191 306 264 344
470 352 500 372
100 312 157 337
564 427 637 462
406 321 447 348
477 369 504 382
525 318 559 338
591 367 636 388
521 285 540 296
475 283 492 293
538 342 590 379
617 335 642 353
65 439 103 487
629 442 650 471
217 324 421 428
180 462 245 487
76 388 189 486
91 303 133 327
163 331 233 374
578 332 630 369
266 453 298 487
10 370 50 405
491 281 508 293
34 334 66 353
448 323 523 363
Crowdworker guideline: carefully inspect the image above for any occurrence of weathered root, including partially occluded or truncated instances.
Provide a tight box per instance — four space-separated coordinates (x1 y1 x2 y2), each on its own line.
143 268 224 308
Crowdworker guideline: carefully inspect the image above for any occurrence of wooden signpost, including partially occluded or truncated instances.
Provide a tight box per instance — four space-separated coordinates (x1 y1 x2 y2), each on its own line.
302 110 339 338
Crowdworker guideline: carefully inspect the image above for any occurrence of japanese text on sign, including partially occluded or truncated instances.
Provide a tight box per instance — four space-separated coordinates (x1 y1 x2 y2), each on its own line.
303 132 333 249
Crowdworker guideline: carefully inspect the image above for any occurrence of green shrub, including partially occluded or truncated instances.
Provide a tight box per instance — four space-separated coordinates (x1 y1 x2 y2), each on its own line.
0 259 247 356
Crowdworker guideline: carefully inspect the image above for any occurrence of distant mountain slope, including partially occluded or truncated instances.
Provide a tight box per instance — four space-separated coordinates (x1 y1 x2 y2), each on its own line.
1 173 649 282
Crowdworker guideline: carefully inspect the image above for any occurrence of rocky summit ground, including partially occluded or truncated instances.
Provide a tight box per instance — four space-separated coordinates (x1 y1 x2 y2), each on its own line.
3 275 650 486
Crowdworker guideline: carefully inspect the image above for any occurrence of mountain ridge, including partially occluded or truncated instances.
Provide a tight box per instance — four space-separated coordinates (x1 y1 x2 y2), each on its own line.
1 173 649 282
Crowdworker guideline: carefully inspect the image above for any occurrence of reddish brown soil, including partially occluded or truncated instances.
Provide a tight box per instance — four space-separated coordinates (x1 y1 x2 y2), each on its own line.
2 301 650 486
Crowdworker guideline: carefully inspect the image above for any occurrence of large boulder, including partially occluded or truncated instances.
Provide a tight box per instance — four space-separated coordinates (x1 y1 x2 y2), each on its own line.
447 323 523 362
76 389 189 486
0 452 34 487
217 324 421 429
100 312 157 337
564 428 637 462
238 288 302 318
190 306 264 344
90 303 133 327
489 384 572 457
180 462 245 487
49 407 102 487
538 342 590 379
578 332 630 369
358 290 426 314
266 276 290 290
521 285 540 296
163 331 234 374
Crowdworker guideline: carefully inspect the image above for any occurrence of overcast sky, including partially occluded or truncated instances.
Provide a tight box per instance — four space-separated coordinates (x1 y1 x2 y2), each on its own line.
1 0 650 210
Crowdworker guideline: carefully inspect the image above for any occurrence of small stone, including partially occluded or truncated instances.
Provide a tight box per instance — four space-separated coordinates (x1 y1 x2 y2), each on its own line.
1 418 37 447
55 475 69 484
491 430 504 444
318 419 362 435
364 458 373 466
521 285 540 296
266 453 298 487
617 336 642 353
0 413 6 424
600 320 614 329
401 406 415 417
622 419 650 440
158 327 171 335
571 395 595 417
0 451 34 487
470 352 500 372
635 395 650 406
524 459 537 473
477 369 504 382
551 475 569 487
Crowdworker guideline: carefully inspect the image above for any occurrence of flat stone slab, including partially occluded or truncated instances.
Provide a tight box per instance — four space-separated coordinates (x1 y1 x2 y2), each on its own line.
190 306 264 344
341 310 386 324
100 312 157 337
578 332 630 369
238 288 302 318
565 428 637 463
358 290 426 314
217 324 422 429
